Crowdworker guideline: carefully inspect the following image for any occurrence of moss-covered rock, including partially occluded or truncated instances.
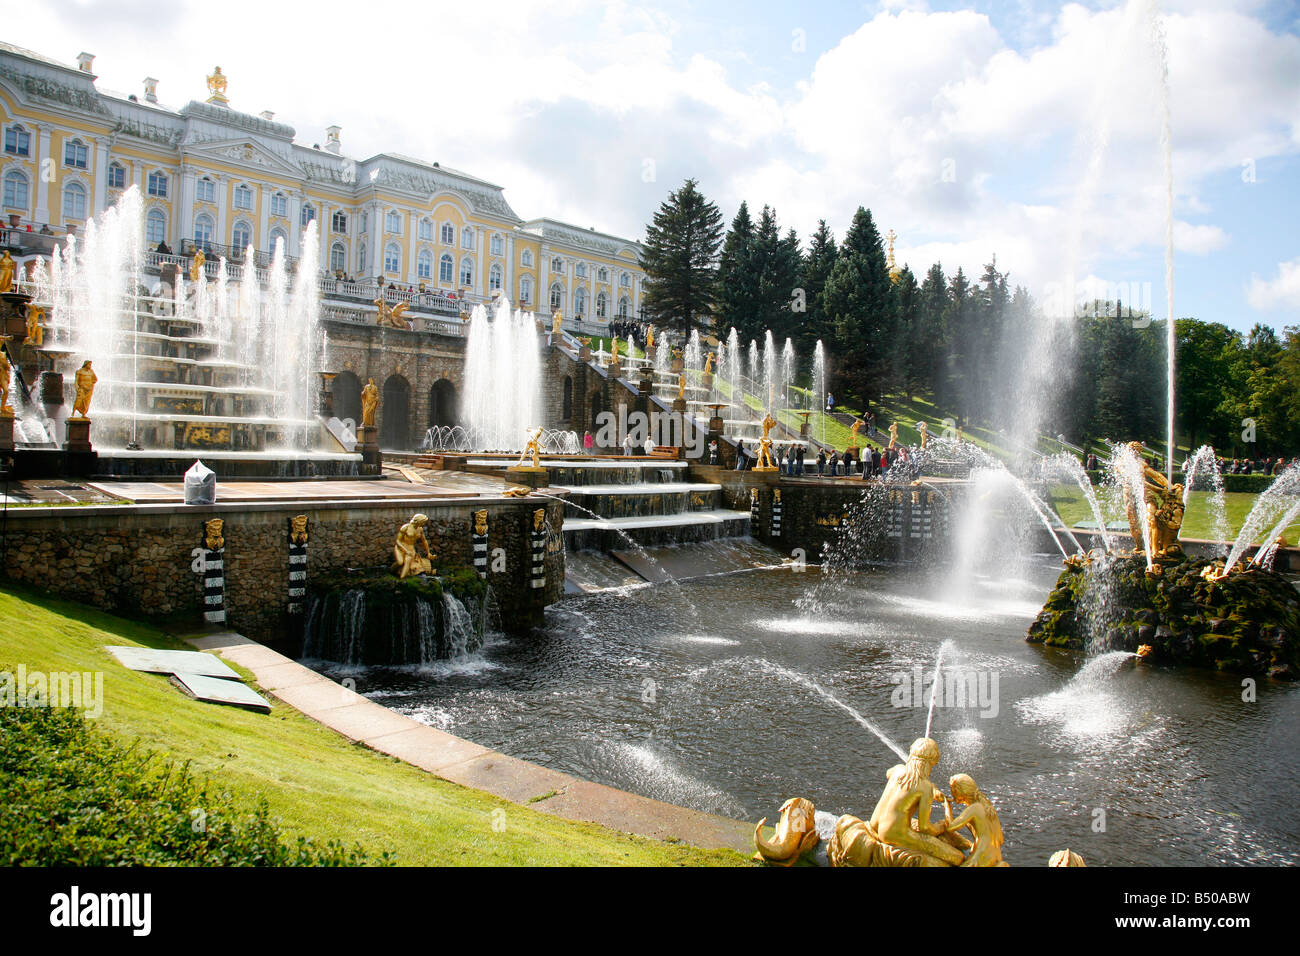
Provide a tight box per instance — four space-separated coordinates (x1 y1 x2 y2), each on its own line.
1026 551 1300 680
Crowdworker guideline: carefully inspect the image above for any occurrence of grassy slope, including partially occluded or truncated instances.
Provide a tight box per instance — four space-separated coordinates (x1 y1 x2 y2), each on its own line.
1045 488 1300 544
0 585 745 866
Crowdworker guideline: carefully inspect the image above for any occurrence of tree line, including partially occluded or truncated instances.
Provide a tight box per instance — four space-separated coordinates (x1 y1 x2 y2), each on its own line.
638 178 1300 456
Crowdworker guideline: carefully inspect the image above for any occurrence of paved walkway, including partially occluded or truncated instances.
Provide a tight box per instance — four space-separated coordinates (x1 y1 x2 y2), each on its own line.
88 471 504 503
182 629 752 854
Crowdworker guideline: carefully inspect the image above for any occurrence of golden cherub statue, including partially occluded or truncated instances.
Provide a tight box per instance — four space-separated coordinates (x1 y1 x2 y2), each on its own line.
517 426 543 469
754 413 779 471
361 378 379 428
24 305 44 346
888 422 899 450
393 513 435 578
189 248 205 283
0 250 15 293
473 509 488 536
0 345 13 417
918 421 929 450
203 518 225 551
1121 440 1184 557
289 514 309 546
72 360 97 419
552 310 563 334
374 298 411 329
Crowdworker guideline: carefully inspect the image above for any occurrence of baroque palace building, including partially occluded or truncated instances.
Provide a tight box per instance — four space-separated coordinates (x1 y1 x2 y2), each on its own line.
0 41 646 329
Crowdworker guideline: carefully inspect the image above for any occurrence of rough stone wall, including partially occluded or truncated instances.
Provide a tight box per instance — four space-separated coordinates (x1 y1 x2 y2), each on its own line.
0 497 565 644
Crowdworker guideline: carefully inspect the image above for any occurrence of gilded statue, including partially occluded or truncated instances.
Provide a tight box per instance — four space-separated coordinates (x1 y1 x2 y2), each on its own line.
1121 441 1184 557
289 514 308 546
502 486 532 498
374 298 411 329
551 311 563 334
610 337 620 363
533 508 546 533
473 509 488 536
754 413 778 471
206 66 229 105
849 418 863 447
937 773 1008 867
0 345 13 416
647 327 655 349
203 518 224 551
189 248 205 283
0 250 14 293
361 378 379 428
1048 849 1087 867
24 305 44 346
754 797 820 866
704 352 715 375
72 360 97 419
517 426 543 469
393 513 435 578
918 421 929 449
677 373 686 400
888 422 899 450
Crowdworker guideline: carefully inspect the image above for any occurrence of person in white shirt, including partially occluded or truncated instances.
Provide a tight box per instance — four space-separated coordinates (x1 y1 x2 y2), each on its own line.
643 436 655 455
623 433 635 456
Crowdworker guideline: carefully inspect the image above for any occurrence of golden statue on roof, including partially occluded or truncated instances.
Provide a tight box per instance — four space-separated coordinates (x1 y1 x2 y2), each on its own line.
207 66 229 105
886 229 901 284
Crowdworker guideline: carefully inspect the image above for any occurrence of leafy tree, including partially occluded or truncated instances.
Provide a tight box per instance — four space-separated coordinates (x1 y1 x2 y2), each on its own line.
639 178 724 335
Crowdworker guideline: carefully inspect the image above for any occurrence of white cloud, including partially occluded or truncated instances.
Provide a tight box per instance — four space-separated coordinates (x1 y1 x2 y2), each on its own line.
1247 257 1300 311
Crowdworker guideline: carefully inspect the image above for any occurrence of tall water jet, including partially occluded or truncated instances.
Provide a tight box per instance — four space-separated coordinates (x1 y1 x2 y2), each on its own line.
812 340 826 444
462 297 540 450
1147 0 1176 481
780 337 795 415
1183 445 1229 555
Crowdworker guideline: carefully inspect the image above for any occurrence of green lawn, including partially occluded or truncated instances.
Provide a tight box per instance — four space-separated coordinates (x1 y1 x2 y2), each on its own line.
0 585 746 866
1044 488 1300 544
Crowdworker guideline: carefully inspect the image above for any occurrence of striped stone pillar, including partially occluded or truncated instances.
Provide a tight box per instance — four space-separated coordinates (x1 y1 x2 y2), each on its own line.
530 508 546 590
287 514 308 614
749 488 760 526
771 489 782 538
198 519 226 625
472 509 489 579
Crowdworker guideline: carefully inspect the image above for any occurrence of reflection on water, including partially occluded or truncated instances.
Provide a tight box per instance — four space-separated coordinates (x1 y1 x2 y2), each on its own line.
318 563 1300 866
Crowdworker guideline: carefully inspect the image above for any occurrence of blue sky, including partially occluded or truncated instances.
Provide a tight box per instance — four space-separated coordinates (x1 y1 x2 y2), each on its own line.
13 0 1300 333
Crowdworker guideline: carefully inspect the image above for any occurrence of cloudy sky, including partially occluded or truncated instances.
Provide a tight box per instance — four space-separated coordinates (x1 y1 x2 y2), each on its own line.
14 0 1300 332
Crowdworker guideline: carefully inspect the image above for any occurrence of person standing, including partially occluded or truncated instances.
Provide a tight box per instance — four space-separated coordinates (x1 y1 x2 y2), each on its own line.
736 440 747 471
816 448 825 476
583 430 595 454
623 432 635 457
643 435 655 456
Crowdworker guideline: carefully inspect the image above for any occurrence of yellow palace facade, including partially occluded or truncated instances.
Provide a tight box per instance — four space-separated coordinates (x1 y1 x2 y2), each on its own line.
0 41 645 327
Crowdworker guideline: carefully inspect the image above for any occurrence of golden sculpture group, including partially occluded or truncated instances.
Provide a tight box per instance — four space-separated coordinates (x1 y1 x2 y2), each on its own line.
516 426 544 469
393 513 436 578
1121 441 1184 559
753 414 779 471
375 298 411 330
756 737 1025 867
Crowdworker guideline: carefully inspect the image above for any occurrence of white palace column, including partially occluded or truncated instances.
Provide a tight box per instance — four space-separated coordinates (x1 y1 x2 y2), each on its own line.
91 136 108 217
407 210 418 283
258 185 271 253
178 167 197 248
505 233 514 304
33 125 52 223
214 175 228 247
288 191 302 257
475 226 484 297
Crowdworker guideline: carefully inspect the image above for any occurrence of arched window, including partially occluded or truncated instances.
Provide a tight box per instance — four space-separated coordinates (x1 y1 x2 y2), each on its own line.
440 221 454 244
574 287 587 316
490 233 503 255
196 177 215 203
459 255 474 287
550 282 563 311
551 257 563 273
146 208 166 244
300 203 316 227
417 249 433 280
597 266 608 282
419 217 433 241
232 218 253 251
3 169 29 210
62 180 87 220
269 226 288 252
64 138 88 169
460 226 474 250
330 242 346 273
596 291 607 318
439 253 453 283
575 262 587 278
107 162 126 190
146 170 168 198
272 192 288 217
233 183 254 210
385 209 402 234
620 271 630 288
194 213 215 251
3 124 30 157
618 296 630 318
489 263 502 291
519 275 533 304
521 249 533 267
384 242 401 273
331 210 347 233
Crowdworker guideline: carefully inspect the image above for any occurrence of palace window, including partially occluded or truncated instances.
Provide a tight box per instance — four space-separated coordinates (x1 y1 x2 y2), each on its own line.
269 226 287 252
574 287 587 316
62 180 87 219
551 257 563 274
107 162 126 190
331 210 348 233
459 255 474 287
489 263 502 291
597 267 608 282
440 221 454 244
271 192 288 217
519 275 532 304
417 249 433 280
521 249 533 267
596 291 607 318
550 282 563 311
359 212 368 233
233 183 254 210
419 217 433 241
618 296 630 318
196 177 215 203
575 262 586 279
330 242 346 273
194 213 215 250
439 253 453 283
384 242 401 273
232 218 253 251
146 170 168 198
300 203 316 227
385 209 402 234
3 124 30 157
3 169 29 209
460 227 474 250
63 138 88 169
490 233 503 256
146 208 166 244
620 272 630 288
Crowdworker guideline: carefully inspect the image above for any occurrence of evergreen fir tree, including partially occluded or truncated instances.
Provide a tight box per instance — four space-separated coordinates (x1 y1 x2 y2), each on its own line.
639 178 724 335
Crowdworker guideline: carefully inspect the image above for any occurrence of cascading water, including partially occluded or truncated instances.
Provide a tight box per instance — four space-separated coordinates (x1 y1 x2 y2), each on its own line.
1183 445 1229 555
1223 462 1300 575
